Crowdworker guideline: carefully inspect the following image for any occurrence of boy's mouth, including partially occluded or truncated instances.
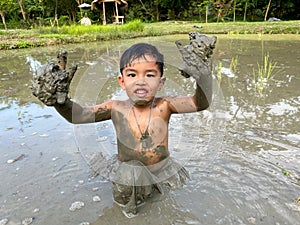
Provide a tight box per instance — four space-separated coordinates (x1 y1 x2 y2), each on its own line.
135 88 148 98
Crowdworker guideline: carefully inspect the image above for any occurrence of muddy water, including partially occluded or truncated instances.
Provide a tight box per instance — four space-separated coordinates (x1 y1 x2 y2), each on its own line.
0 34 299 225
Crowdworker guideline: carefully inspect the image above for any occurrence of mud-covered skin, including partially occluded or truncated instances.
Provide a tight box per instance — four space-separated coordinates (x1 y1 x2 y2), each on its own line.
31 50 77 106
175 32 217 106
112 110 169 166
175 32 217 79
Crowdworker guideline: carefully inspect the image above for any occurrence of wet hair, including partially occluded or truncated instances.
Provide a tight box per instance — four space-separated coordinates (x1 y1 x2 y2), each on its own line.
120 43 164 76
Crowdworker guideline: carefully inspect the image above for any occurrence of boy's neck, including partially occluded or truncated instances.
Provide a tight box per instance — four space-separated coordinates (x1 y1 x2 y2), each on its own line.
132 98 155 108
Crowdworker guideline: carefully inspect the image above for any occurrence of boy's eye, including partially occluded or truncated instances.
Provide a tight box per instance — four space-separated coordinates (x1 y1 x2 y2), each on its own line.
146 74 155 77
127 73 136 77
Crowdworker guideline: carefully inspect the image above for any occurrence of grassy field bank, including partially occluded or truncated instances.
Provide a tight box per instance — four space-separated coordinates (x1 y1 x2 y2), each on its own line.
0 20 299 50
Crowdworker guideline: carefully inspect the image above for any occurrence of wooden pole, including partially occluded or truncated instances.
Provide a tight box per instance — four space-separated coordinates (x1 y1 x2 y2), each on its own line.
115 1 119 23
103 2 106 25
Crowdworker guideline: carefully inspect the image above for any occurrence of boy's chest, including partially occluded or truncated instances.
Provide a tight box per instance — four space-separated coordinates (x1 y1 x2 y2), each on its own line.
126 108 170 143
117 115 168 146
112 107 170 150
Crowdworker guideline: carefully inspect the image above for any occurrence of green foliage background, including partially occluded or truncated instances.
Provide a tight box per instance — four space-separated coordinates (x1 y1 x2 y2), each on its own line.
0 0 299 29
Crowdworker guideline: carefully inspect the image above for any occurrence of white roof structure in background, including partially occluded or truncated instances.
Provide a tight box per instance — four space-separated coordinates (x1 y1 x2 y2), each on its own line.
78 3 92 8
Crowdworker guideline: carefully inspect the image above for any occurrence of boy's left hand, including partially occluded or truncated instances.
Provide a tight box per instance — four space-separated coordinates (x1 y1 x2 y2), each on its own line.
175 32 217 80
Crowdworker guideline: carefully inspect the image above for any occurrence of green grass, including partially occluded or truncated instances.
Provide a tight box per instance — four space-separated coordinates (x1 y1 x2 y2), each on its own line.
39 19 144 36
230 55 239 74
253 53 278 94
144 20 300 35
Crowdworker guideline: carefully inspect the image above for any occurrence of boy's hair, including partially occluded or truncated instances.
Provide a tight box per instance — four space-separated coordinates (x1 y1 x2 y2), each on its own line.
120 43 164 76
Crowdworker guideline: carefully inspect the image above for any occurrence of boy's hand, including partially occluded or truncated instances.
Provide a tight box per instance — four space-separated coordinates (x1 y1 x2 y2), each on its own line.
31 50 77 106
175 32 217 79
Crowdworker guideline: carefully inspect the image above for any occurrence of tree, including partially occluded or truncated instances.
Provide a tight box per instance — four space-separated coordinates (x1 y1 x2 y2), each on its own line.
198 0 214 23
243 0 247 21
18 0 27 20
0 0 16 30
61 0 78 22
214 0 233 22
230 0 254 22
264 0 271 21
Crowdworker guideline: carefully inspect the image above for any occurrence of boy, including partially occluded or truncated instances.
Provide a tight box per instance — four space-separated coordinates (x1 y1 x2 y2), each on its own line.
33 34 216 218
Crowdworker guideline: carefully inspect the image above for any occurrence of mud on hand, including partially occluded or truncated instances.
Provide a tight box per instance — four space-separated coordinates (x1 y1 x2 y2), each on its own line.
175 32 217 80
31 50 77 106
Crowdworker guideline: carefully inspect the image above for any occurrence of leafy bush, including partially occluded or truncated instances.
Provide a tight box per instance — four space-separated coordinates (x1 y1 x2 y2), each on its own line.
59 16 71 26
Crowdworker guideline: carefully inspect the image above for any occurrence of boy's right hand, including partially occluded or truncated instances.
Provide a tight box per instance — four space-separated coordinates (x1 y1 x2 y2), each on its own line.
31 50 77 106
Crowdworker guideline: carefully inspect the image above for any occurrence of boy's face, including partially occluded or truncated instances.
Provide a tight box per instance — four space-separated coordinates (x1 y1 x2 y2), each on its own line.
118 55 164 106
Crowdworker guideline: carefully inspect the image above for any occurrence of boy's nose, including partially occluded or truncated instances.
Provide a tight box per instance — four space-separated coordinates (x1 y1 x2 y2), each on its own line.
136 78 146 85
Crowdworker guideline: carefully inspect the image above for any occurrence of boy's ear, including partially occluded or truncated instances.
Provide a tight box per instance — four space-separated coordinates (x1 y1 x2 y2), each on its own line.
117 75 125 89
158 77 166 90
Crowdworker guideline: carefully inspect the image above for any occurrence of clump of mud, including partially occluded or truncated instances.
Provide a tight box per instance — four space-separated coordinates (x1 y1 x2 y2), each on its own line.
176 32 217 102
31 50 77 106
175 31 217 79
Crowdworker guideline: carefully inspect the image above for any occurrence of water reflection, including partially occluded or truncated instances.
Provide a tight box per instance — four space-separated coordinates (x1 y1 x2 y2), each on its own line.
0 35 299 225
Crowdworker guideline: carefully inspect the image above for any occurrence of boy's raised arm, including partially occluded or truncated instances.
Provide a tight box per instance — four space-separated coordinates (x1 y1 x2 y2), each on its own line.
193 82 210 111
54 99 112 124
31 50 112 124
175 32 217 111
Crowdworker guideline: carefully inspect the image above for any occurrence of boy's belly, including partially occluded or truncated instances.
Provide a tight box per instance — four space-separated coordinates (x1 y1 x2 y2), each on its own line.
118 143 169 166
